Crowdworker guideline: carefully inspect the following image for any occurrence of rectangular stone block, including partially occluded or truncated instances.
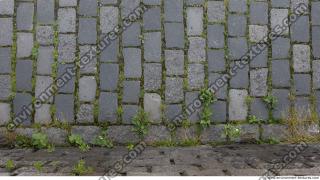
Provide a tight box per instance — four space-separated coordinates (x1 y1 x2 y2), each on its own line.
262 124 288 141
59 0 77 6
100 39 119 62
185 91 201 122
58 8 76 33
0 75 11 100
144 63 162 91
188 64 205 90
272 60 291 88
0 103 11 125
228 15 247 37
35 76 54 103
143 7 161 31
271 0 289 8
293 44 310 73
100 63 119 91
99 92 118 123
228 37 248 60
79 18 97 45
16 60 33 92
208 49 225 72
250 2 268 25
57 63 75 93
0 0 14 15
271 9 288 35
250 98 269 121
79 76 96 102
122 105 138 124
187 7 203 36
100 6 119 34
79 45 97 74
165 50 184 76
17 3 34 31
122 81 140 104
122 23 141 46
312 26 320 58
250 68 268 97
58 34 76 63
250 45 268 68
144 32 161 62
200 125 226 143
0 18 13 46
312 2 320 25
17 33 33 58
230 62 249 88
36 26 54 45
35 104 51 125
209 73 227 100
0 47 11 74
291 16 309 43
37 0 55 24
229 89 248 121
272 89 290 119
123 48 141 78
293 74 311 95
165 77 184 103
14 93 33 126
79 0 97 16
272 37 290 59
208 24 224 49
164 0 183 22
55 94 74 123
210 101 227 123
120 0 140 17
37 46 53 75
188 37 205 63
207 1 225 23
313 60 320 89
165 23 184 48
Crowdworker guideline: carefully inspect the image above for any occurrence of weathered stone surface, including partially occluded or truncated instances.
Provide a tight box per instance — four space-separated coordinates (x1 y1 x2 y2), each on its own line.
272 89 290 119
35 76 54 103
0 48 11 74
144 93 161 123
291 0 309 13
58 8 76 33
228 15 247 37
100 63 119 91
144 32 161 62
144 126 171 144
122 105 138 124
200 125 226 143
228 37 248 60
187 7 203 36
251 45 268 68
262 124 288 141
57 64 75 93
79 45 97 74
272 37 290 59
122 23 141 46
207 1 225 23
59 0 77 6
188 64 205 90
210 101 227 123
58 34 76 63
37 0 55 24
165 50 184 76
79 0 97 16
188 37 206 63
271 9 288 35
55 94 74 123
13 93 33 126
272 60 291 88
123 81 140 104
229 89 248 121
175 126 197 143
291 16 309 43
17 33 33 58
120 0 139 17
250 2 268 25
230 125 259 143
143 0 161 5
208 49 225 72
0 103 11 125
164 104 182 122
230 62 249 88
185 91 201 123
0 0 14 15
0 18 12 46
250 68 268 97
249 25 268 43
144 63 162 91
124 48 141 78
208 24 224 49
100 39 119 62
313 60 320 89
0 75 11 100
36 26 54 45
229 0 247 13
271 0 289 8
164 0 183 22
209 73 227 100
250 98 269 121
143 7 161 31
71 126 101 144
312 2 320 25
42 127 68 146
99 92 118 123
294 74 311 95
165 23 184 48
76 104 94 124
17 3 34 31
107 126 140 144
100 7 118 34
312 26 320 58
35 104 51 125
37 47 53 75
16 60 33 92
79 76 97 102
165 77 184 103
293 45 310 73
79 18 97 45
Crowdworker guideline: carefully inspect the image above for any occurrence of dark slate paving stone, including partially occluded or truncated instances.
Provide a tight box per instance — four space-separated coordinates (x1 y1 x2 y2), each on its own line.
57 64 75 93
122 22 141 46
122 105 139 124
0 47 11 74
293 74 311 96
36 26 54 45
228 14 247 37
250 44 268 68
185 91 200 123
99 92 118 123
37 46 53 75
144 32 161 62
55 94 74 123
208 73 227 100
272 89 290 119
143 7 161 31
124 48 141 78
100 63 119 91
16 2 34 31
250 98 269 121
230 62 249 88
122 81 140 104
165 22 184 48
272 60 291 88
16 60 33 92
164 0 183 22
13 93 33 126
0 18 13 46
37 0 55 24
164 104 182 122
100 38 119 63
312 26 320 59
229 0 247 13
79 18 97 45
208 24 224 49
79 0 97 16
250 1 268 25
272 37 290 59
210 100 227 123
101 0 118 5
208 49 225 72
228 37 248 60
291 16 309 43
312 2 320 25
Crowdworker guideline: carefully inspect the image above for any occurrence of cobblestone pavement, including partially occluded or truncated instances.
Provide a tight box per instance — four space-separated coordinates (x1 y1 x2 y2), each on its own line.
0 0 320 145
0 144 320 176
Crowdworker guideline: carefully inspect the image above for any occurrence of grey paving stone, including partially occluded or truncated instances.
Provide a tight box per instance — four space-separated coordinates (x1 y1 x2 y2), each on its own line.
13 93 33 126
250 68 268 97
122 105 138 124
100 7 118 34
229 89 248 121
143 0 161 5
17 3 34 31
293 44 310 73
107 126 139 144
16 60 33 92
122 22 141 46
272 37 290 59
185 91 201 122
165 50 184 76
294 97 311 112
36 26 54 45
262 124 288 141
79 45 97 74
272 60 291 88
200 125 226 143
143 7 161 31
59 0 77 6
101 0 118 5
186 0 204 6
58 34 76 63
291 0 309 14
71 126 101 144
42 127 68 146
0 48 11 74
124 48 141 78
55 94 74 123
312 2 320 25
210 100 227 123
229 0 247 13
37 46 53 75
291 16 309 43
271 0 289 8
145 125 171 144
76 104 94 124
250 2 268 25
144 93 161 123
79 0 97 16
58 8 76 33
100 63 119 91
208 49 225 72
99 92 118 123
313 60 320 89
164 0 183 22
312 26 320 59
123 81 140 104
0 75 11 100
79 76 96 102
230 64 249 89
0 103 11 125
207 1 225 23
165 77 184 103
35 76 54 103
271 9 289 35
316 91 320 115
100 39 119 62
249 25 268 43
188 37 205 63
165 23 184 48
175 126 197 143
79 18 97 45
57 63 75 93
209 73 227 100
293 74 311 95
228 37 248 60
144 32 161 62
187 7 203 36
35 104 51 125
17 33 33 58
250 98 269 121
230 125 259 142
164 104 182 122
144 63 162 91
120 0 140 17
0 18 13 46
228 14 247 37
0 0 14 15
37 0 55 24
188 64 205 90
250 45 268 68
272 89 290 119
208 24 224 49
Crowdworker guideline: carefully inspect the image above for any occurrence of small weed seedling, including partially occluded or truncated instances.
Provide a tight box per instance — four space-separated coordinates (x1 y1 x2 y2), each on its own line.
93 132 113 148
72 160 93 176
199 89 216 129
32 132 55 152
132 109 150 138
248 115 261 124
5 160 15 171
199 89 216 106
126 143 135 151
33 161 44 172
223 124 241 139
263 94 278 109
68 134 90 152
